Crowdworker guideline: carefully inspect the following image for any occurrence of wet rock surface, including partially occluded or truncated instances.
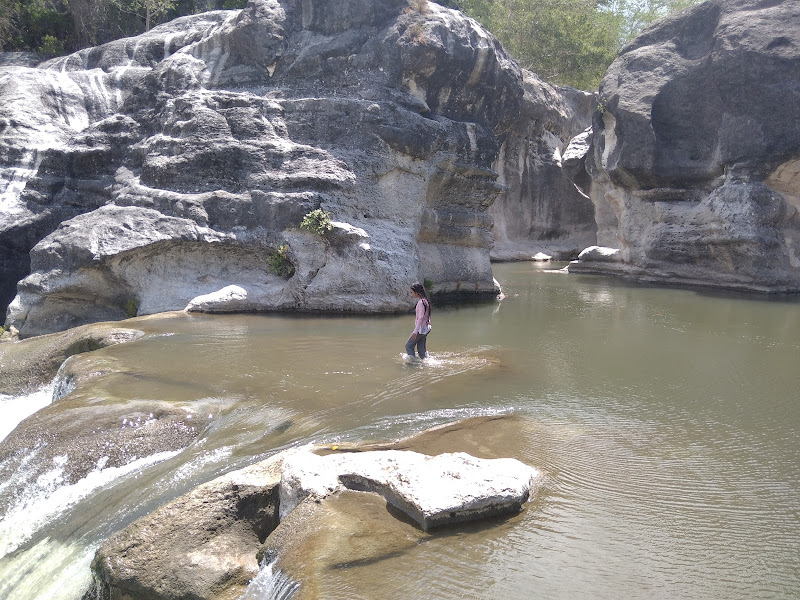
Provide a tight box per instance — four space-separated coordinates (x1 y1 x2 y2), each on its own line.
88 415 540 600
0 319 201 563
571 0 800 292
89 454 284 600
0 321 143 395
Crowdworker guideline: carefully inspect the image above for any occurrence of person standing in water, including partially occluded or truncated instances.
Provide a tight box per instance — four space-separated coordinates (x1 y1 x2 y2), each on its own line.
406 282 432 359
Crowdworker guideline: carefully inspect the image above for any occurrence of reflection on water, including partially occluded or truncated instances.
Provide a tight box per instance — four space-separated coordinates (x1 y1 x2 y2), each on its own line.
1 262 799 599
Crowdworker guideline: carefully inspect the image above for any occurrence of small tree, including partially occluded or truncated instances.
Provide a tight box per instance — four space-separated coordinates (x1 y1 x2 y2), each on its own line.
109 0 175 32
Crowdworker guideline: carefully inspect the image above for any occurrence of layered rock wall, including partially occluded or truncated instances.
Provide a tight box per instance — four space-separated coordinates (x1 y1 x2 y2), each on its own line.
568 0 800 292
490 72 596 261
1 0 554 337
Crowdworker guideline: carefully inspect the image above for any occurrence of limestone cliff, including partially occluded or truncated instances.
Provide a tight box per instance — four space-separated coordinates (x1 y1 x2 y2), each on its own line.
2 0 586 337
568 0 800 292
490 71 596 261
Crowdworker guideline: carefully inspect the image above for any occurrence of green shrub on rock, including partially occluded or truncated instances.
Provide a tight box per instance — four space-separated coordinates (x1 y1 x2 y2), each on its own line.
123 298 138 318
300 209 333 236
267 243 294 277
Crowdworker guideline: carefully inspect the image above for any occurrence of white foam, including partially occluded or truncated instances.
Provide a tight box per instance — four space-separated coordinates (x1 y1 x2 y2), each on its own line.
165 444 232 486
0 449 180 558
0 537 96 600
0 384 54 443
0 149 44 213
237 557 299 600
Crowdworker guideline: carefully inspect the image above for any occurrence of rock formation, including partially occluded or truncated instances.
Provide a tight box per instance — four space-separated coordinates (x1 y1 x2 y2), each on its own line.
89 453 284 600
567 0 800 292
0 0 595 338
87 416 540 600
278 446 536 529
489 72 596 261
0 321 143 395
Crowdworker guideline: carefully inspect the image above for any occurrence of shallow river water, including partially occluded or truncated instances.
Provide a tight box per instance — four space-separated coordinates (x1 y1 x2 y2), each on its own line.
1 262 799 599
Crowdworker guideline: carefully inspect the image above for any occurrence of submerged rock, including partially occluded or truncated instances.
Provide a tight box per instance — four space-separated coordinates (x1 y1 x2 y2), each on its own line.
258 489 424 600
0 321 143 395
570 0 800 292
88 415 541 600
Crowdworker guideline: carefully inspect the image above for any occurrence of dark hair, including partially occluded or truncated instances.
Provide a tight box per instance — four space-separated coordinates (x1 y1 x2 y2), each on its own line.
410 282 431 317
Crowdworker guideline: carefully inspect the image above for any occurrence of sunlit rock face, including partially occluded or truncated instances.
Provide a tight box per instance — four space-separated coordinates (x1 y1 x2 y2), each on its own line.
569 0 800 292
1 0 547 337
88 416 540 600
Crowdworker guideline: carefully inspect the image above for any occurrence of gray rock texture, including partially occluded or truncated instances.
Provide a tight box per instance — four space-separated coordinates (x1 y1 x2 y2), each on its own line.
0 53 44 67
569 0 800 292
0 0 592 337
89 454 284 600
489 73 597 261
87 415 540 600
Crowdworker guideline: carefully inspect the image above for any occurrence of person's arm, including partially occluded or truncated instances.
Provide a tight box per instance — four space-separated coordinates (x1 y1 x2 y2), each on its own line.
412 300 425 334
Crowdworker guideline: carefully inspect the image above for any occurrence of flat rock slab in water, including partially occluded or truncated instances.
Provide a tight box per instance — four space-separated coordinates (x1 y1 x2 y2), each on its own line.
280 447 540 531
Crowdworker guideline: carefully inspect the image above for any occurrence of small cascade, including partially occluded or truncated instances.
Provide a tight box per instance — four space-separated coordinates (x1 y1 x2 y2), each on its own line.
0 448 181 560
128 38 143 67
113 39 145 107
164 32 178 60
0 149 43 213
74 68 118 120
39 44 129 123
0 67 91 217
0 537 96 600
40 70 91 131
51 358 77 403
53 48 90 73
0 383 54 443
237 556 299 600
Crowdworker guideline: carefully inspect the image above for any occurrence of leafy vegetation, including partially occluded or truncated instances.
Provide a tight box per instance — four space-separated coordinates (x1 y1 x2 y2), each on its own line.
267 243 294 277
0 0 247 53
439 0 703 89
0 0 700 89
300 209 334 236
108 0 177 33
124 298 138 318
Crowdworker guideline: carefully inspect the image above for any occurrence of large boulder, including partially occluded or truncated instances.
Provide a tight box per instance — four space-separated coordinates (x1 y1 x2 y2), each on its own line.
567 0 800 292
1 0 596 337
278 446 538 529
87 415 541 600
1 0 511 337
89 454 284 600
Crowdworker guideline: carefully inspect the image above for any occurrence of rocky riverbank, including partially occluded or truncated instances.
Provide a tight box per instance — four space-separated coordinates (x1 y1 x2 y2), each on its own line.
0 0 595 338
